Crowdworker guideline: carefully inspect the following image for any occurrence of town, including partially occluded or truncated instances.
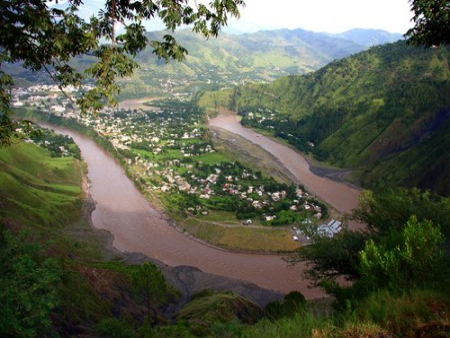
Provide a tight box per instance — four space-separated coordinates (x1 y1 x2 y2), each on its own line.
13 85 346 248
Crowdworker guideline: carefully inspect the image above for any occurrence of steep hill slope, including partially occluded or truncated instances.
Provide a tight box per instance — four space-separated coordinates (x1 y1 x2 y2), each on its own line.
0 141 84 228
211 42 450 195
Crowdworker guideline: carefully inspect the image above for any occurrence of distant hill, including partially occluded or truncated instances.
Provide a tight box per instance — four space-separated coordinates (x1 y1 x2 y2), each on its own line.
7 27 398 96
120 28 406 98
329 28 403 47
127 28 366 93
6 27 404 99
205 42 450 195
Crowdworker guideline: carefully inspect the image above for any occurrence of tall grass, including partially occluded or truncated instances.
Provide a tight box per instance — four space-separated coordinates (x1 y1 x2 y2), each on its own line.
240 288 450 338
242 312 336 338
352 289 450 337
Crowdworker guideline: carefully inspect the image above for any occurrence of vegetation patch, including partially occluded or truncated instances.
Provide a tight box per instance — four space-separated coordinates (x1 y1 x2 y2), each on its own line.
0 141 83 228
208 42 450 195
181 219 301 252
175 290 263 336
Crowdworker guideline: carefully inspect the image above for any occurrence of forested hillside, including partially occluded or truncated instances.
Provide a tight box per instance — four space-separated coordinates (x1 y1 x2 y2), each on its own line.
210 42 450 195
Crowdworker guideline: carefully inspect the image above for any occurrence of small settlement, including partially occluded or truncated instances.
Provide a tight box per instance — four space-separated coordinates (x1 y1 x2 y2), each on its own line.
13 86 333 233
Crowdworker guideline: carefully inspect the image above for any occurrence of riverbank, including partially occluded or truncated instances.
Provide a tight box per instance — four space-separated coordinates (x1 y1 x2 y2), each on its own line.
209 108 363 230
209 126 298 185
37 113 305 253
81 198 285 309
43 123 323 297
71 130 287 308
217 110 361 189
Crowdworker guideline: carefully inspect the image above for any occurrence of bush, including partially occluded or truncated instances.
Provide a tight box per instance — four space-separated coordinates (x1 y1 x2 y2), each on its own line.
0 229 62 338
264 291 307 320
359 215 446 291
353 289 450 337
95 318 138 338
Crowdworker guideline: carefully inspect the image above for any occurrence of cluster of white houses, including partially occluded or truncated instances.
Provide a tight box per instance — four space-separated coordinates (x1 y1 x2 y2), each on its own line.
292 219 342 242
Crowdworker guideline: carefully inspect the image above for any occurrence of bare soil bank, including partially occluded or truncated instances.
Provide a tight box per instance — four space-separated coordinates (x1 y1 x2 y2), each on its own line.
89 217 285 309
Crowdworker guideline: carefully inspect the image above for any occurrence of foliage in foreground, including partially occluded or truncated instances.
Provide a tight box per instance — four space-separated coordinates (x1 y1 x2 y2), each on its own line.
288 188 449 307
242 288 450 338
0 228 62 338
359 215 446 291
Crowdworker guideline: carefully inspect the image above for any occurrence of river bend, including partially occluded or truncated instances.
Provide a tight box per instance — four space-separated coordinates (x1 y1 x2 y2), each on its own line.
209 110 361 215
47 125 322 297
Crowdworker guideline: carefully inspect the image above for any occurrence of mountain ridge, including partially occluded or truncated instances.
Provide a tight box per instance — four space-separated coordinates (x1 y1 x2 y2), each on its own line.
328 28 403 46
6 27 400 99
201 41 450 195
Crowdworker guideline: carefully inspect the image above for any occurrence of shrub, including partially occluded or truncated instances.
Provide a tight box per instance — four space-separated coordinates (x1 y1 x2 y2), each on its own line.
95 318 138 338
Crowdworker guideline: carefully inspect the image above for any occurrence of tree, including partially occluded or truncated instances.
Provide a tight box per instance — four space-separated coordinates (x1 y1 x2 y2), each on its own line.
405 0 450 47
132 262 168 325
0 0 245 146
359 215 446 291
0 228 62 338
354 188 450 238
287 188 450 297
285 230 368 287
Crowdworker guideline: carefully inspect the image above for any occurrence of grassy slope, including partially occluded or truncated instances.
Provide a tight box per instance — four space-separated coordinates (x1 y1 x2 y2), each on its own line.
0 141 269 336
0 142 153 335
222 42 450 195
242 289 450 338
0 142 83 228
177 290 263 326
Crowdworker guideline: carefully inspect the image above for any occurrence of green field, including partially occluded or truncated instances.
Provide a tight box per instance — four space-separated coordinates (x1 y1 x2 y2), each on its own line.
191 152 229 165
180 217 301 252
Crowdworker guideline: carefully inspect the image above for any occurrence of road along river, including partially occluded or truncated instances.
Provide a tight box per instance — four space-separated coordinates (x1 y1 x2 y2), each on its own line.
47 125 323 297
209 109 361 218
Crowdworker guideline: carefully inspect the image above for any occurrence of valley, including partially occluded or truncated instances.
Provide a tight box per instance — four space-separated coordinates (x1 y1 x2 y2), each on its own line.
1 18 449 337
16 83 364 252
202 41 450 195
209 109 361 215
44 123 323 296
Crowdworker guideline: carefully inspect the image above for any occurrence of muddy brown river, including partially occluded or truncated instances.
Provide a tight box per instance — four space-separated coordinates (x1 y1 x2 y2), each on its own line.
47 109 361 298
209 109 361 216
47 124 323 297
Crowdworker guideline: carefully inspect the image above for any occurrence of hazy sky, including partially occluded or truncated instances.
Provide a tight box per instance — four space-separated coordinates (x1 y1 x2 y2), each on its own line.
225 0 413 34
77 0 414 35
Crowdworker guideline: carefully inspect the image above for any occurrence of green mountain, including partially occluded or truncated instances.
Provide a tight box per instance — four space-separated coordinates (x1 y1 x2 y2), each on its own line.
330 28 403 47
6 27 399 99
208 42 450 196
115 28 368 98
133 28 365 81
